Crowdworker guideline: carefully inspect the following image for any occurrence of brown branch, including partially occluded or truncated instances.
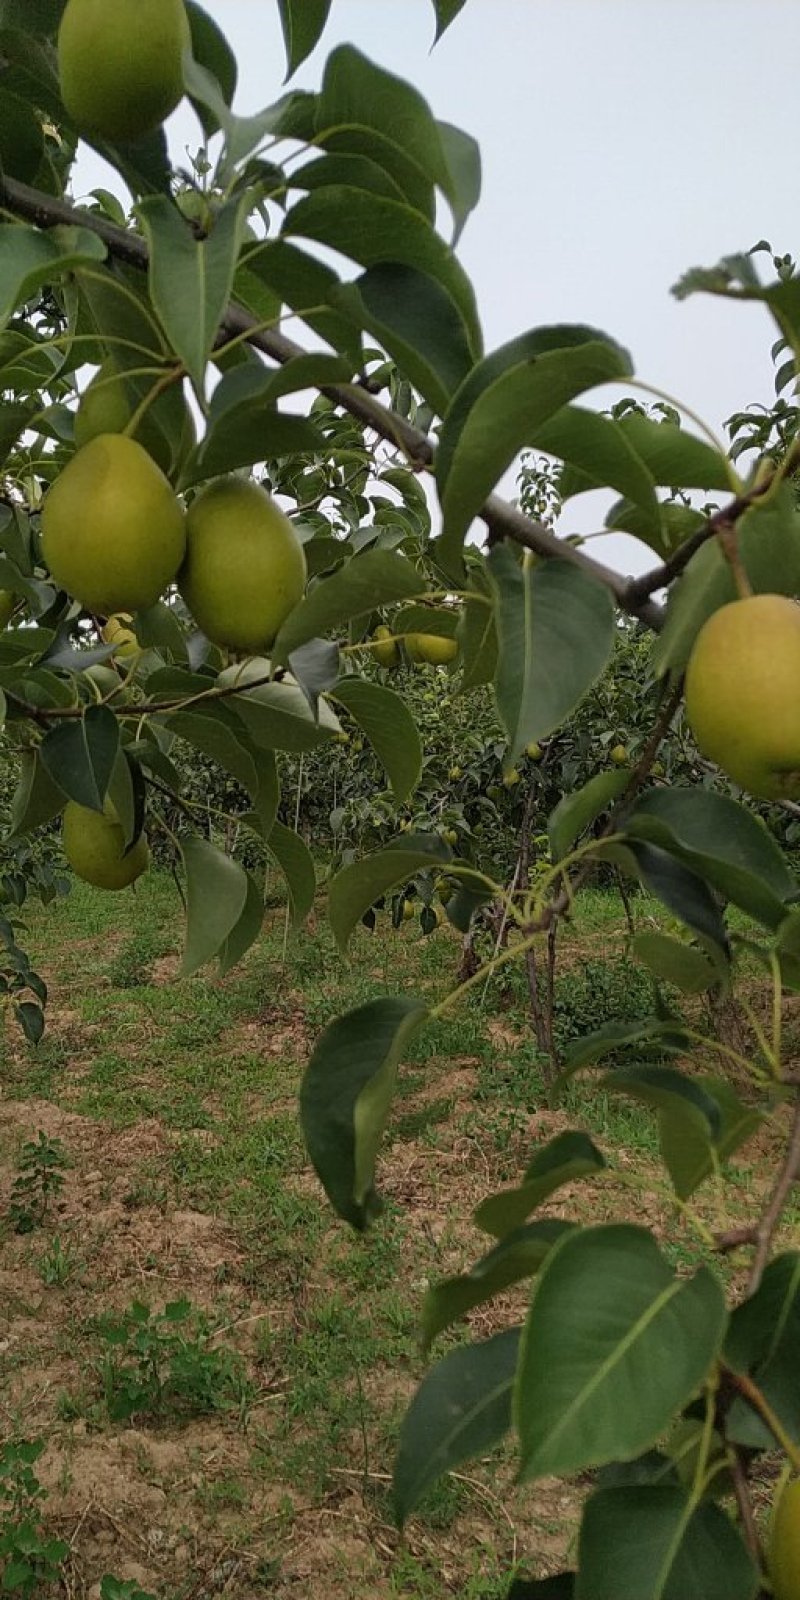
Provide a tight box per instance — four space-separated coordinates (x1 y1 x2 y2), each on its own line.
730 1449 762 1567
748 1093 800 1293
0 171 764 638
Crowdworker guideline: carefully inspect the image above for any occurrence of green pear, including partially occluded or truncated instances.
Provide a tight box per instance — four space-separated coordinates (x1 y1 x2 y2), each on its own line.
685 594 800 800
405 633 459 665
770 1477 800 1600
179 479 307 652
372 624 399 668
62 801 149 890
58 0 189 144
41 434 186 615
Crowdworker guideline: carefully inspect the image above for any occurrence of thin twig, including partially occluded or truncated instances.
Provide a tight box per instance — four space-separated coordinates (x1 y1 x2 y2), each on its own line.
748 1095 800 1293
730 1449 762 1567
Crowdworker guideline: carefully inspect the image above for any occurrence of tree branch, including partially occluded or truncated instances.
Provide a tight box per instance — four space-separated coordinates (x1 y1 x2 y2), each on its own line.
0 173 773 637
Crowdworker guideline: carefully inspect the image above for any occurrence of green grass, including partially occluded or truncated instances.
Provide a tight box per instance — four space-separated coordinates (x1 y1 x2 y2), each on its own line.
0 870 781 1598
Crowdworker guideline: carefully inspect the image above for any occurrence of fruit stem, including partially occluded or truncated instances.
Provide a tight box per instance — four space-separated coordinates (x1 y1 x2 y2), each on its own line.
716 523 753 599
123 364 185 440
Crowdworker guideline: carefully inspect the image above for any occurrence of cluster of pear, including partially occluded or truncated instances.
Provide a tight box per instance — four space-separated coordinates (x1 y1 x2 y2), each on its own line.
44 411 306 892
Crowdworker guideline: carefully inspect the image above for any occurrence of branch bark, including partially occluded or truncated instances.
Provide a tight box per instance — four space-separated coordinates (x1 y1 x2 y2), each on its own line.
0 171 760 637
747 1093 800 1294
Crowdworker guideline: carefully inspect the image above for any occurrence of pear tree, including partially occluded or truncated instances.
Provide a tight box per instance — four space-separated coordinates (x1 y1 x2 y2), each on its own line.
1 2 800 1596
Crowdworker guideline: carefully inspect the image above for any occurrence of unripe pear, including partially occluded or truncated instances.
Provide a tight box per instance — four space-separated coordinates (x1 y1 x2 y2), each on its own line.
62 801 149 891
41 435 186 615
405 632 458 666
76 362 192 478
503 769 521 787
610 744 628 765
372 625 399 669
179 478 307 652
402 898 415 922
770 1477 800 1600
526 741 543 761
58 0 189 144
685 594 800 800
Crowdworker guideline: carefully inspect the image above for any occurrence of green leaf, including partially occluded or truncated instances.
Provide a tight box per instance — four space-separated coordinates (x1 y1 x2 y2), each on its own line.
300 995 428 1228
654 484 800 673
273 550 422 664
8 751 65 836
342 266 477 414
393 1328 520 1525
39 706 119 813
185 1 237 137
627 842 729 950
0 224 106 331
319 46 452 198
576 1487 758 1600
220 662 342 752
601 1066 721 1140
165 704 258 797
489 550 615 769
456 570 497 691
331 678 422 802
509 1581 574 1600
548 770 629 863
183 410 325 484
218 872 263 976
632 931 718 994
234 239 360 360
431 0 468 40
474 1131 606 1239
725 1252 800 1449
659 1076 762 1202
437 120 481 246
436 326 631 572
329 835 451 951
180 836 248 977
560 1015 687 1077
0 89 44 182
515 1225 727 1479
539 405 661 529
283 187 481 350
265 820 316 927
138 193 250 391
422 1219 574 1351
626 787 795 931
277 0 332 75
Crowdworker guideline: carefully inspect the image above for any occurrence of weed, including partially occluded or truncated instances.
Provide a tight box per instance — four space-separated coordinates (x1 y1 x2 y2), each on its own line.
8 1132 68 1233
0 1439 67 1596
100 1579 159 1600
36 1235 76 1286
95 1298 252 1423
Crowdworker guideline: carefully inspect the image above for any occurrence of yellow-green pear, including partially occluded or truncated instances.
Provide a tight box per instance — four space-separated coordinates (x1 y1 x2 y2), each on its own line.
62 801 149 890
372 624 399 669
685 594 800 800
770 1477 800 1600
58 0 189 144
76 362 192 478
405 632 458 666
610 743 629 765
102 614 140 661
179 478 307 652
41 434 186 615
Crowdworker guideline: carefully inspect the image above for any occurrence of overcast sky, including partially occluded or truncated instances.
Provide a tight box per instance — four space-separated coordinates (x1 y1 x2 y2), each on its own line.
76 0 800 572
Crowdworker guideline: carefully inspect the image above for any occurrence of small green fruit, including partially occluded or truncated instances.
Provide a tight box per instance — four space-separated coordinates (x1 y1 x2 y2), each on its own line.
526 741 543 761
503 769 521 787
444 828 458 846
58 0 189 144
402 898 415 922
102 614 140 661
770 1476 800 1600
685 594 800 800
372 624 399 669
62 801 149 890
41 435 186 615
179 478 307 653
434 877 451 905
448 765 462 780
610 744 629 766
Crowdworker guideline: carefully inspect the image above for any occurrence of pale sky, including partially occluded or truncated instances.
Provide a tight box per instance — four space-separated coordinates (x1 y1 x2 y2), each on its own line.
74 1 800 574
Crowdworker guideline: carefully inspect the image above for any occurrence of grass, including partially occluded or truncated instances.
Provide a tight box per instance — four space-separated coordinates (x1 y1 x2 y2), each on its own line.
0 872 794 1597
